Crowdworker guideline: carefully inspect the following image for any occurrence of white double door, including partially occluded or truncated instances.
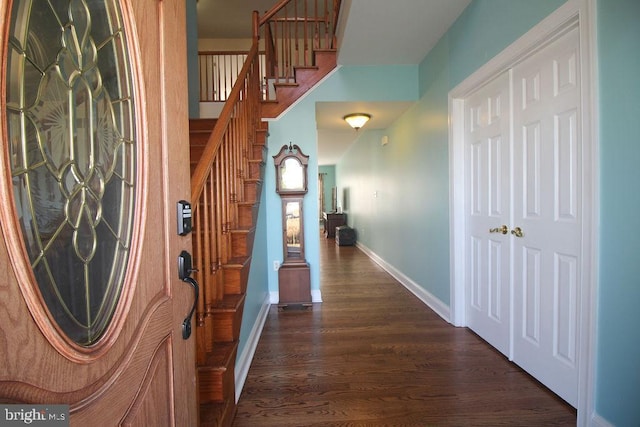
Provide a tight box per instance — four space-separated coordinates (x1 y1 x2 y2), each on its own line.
465 27 581 407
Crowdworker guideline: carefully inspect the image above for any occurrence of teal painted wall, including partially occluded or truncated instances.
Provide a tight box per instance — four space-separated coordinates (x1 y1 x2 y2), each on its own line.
445 0 568 89
265 66 418 299
336 0 565 305
237 172 269 360
596 0 640 424
241 0 640 423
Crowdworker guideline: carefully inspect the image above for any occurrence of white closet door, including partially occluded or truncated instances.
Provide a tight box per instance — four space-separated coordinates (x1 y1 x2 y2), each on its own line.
511 27 581 407
464 72 511 356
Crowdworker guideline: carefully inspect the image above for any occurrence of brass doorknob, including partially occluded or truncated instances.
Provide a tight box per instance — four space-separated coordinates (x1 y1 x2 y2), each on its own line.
489 225 508 235
511 227 524 238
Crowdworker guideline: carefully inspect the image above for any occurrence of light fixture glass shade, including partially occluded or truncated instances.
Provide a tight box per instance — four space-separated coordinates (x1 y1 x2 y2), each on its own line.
343 113 371 130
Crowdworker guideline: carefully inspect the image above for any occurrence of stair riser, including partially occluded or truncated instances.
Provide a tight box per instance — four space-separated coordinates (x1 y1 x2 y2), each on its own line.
190 145 206 163
198 348 237 403
223 262 251 295
238 204 259 229
248 161 264 180
252 143 267 160
189 132 210 146
255 129 268 145
244 180 262 204
198 369 235 404
189 118 218 132
212 304 245 343
231 229 255 258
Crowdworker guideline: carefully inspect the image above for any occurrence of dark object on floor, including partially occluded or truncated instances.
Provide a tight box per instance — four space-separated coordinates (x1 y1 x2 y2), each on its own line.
335 225 355 246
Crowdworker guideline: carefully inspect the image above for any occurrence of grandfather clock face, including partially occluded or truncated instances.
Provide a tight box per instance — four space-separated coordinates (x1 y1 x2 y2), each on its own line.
280 158 305 191
274 144 308 195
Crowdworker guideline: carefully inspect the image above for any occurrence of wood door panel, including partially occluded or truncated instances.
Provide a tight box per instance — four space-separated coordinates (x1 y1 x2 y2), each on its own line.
0 0 196 424
121 338 173 427
70 301 172 425
464 71 511 357
512 27 581 406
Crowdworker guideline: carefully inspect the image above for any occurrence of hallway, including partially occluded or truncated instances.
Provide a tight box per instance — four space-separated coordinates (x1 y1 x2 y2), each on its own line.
233 237 576 425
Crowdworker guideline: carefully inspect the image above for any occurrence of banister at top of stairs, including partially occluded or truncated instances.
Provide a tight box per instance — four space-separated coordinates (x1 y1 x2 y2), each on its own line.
197 0 341 113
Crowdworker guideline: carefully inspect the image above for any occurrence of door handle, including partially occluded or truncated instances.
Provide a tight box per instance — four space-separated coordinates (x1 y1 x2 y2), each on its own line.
511 227 524 238
181 276 199 340
489 225 508 235
178 250 199 340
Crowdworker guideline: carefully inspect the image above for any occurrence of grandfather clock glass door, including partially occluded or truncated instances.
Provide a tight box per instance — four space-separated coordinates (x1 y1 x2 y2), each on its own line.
274 144 311 308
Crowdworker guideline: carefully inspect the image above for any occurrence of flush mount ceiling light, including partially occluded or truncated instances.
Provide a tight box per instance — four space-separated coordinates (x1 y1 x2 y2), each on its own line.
343 113 371 130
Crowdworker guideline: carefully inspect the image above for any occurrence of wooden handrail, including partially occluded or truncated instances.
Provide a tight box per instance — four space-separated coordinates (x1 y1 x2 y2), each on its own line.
259 0 292 25
191 43 259 201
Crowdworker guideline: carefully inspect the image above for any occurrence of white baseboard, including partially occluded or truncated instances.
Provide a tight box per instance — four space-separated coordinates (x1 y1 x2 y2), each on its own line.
269 291 279 304
355 242 451 323
234 295 271 402
591 412 614 427
268 290 323 304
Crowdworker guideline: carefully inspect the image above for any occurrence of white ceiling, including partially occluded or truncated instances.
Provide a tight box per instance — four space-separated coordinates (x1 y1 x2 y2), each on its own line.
196 0 280 39
336 0 471 66
315 101 414 164
197 0 471 164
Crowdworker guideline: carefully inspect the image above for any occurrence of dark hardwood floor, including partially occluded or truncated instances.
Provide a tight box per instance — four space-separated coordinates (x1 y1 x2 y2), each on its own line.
233 236 576 426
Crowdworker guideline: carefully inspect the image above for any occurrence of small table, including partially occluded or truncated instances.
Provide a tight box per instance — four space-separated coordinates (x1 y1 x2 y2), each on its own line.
323 212 345 238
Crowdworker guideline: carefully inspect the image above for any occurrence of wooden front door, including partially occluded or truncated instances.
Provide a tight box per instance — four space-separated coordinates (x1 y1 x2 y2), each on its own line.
0 0 196 425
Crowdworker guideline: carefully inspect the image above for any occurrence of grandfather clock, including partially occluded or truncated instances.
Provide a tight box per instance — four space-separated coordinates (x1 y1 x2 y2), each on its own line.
274 143 312 309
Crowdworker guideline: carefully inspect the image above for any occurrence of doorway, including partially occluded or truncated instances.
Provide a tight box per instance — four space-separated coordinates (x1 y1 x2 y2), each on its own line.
449 2 597 423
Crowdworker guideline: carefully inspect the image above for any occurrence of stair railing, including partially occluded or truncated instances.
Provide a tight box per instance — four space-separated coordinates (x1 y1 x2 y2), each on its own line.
260 0 341 99
191 0 342 368
191 12 262 364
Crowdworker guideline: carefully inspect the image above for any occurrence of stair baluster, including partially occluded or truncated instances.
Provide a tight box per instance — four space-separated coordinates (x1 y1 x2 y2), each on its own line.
191 2 341 425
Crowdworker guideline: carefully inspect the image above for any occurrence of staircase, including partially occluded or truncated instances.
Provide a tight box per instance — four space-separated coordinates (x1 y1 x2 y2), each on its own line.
261 48 337 118
191 118 267 426
189 1 341 425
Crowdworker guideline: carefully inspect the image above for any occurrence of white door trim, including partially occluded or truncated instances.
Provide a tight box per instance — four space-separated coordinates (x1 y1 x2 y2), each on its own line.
448 0 598 424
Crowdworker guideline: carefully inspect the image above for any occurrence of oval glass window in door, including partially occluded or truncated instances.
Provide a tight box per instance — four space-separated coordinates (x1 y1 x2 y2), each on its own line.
5 0 137 346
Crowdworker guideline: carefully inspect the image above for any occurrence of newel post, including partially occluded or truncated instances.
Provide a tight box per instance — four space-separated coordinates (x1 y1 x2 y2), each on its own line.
252 10 259 43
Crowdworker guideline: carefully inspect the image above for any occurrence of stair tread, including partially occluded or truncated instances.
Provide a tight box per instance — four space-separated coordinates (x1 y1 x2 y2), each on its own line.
273 81 299 88
200 399 236 427
229 226 254 234
213 293 245 311
199 341 237 369
223 256 251 269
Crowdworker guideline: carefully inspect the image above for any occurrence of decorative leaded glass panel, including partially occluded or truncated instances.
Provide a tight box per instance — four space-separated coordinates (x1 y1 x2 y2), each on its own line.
5 0 137 346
